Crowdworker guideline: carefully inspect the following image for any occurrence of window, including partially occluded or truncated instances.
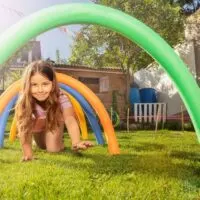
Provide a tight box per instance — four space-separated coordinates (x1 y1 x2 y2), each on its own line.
78 77 99 93
78 77 99 84
100 76 109 92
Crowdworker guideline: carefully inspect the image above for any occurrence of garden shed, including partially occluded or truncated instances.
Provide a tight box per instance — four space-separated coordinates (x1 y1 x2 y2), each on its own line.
54 64 129 118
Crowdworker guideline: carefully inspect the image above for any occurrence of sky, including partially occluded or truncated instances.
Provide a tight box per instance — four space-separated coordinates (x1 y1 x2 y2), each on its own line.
0 0 93 61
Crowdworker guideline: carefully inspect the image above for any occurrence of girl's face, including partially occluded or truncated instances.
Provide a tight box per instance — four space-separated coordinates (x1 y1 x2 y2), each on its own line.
30 72 53 102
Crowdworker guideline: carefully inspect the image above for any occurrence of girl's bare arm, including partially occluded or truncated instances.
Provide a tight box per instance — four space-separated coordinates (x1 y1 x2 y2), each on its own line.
63 107 81 146
19 133 33 161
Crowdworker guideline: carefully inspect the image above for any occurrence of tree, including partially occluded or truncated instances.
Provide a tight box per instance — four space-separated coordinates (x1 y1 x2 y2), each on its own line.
69 0 185 70
69 0 185 102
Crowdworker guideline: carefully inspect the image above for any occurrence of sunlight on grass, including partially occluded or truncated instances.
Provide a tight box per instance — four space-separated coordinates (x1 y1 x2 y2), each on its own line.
0 130 200 199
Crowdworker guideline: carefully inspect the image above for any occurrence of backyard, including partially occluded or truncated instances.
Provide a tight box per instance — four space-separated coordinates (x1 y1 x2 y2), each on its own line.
0 130 200 200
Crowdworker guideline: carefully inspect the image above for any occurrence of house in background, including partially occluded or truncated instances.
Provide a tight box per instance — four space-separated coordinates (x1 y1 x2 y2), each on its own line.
10 40 41 67
0 40 41 93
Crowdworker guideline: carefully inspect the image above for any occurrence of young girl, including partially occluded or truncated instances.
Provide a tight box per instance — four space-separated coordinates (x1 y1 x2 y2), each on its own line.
15 60 93 161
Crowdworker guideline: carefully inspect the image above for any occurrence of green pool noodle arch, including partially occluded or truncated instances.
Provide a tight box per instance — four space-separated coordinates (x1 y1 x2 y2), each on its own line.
0 3 200 140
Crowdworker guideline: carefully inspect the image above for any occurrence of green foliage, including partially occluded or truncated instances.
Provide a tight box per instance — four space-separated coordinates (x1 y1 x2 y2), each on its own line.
111 90 119 113
165 121 182 130
4 70 22 89
184 122 195 131
164 121 194 131
56 49 61 64
69 0 185 72
1 130 200 199
0 69 22 90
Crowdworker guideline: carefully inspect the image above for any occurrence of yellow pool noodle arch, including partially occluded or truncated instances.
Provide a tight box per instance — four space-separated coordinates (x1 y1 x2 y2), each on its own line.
9 114 17 142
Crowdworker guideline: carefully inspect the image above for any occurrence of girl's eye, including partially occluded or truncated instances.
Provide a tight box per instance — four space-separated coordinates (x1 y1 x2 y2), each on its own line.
43 82 49 86
31 83 37 86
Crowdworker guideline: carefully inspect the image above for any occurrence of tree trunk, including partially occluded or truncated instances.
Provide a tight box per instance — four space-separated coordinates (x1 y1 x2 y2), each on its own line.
126 68 130 105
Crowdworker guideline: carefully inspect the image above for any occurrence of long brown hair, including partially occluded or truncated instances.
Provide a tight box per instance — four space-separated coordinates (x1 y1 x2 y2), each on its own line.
15 60 62 142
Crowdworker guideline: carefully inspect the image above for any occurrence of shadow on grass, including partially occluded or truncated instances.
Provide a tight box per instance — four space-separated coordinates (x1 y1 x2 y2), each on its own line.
169 150 200 162
1 146 20 151
125 142 166 151
38 146 200 186
0 158 16 164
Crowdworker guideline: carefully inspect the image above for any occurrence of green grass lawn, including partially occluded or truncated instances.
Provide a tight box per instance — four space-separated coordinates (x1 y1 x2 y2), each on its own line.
0 130 200 200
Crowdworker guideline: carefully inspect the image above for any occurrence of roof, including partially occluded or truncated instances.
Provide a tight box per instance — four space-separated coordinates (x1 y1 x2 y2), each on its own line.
10 62 126 74
53 63 125 74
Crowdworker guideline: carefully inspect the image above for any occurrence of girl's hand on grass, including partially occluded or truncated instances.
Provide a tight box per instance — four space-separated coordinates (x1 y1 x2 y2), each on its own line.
21 156 37 162
72 141 94 151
